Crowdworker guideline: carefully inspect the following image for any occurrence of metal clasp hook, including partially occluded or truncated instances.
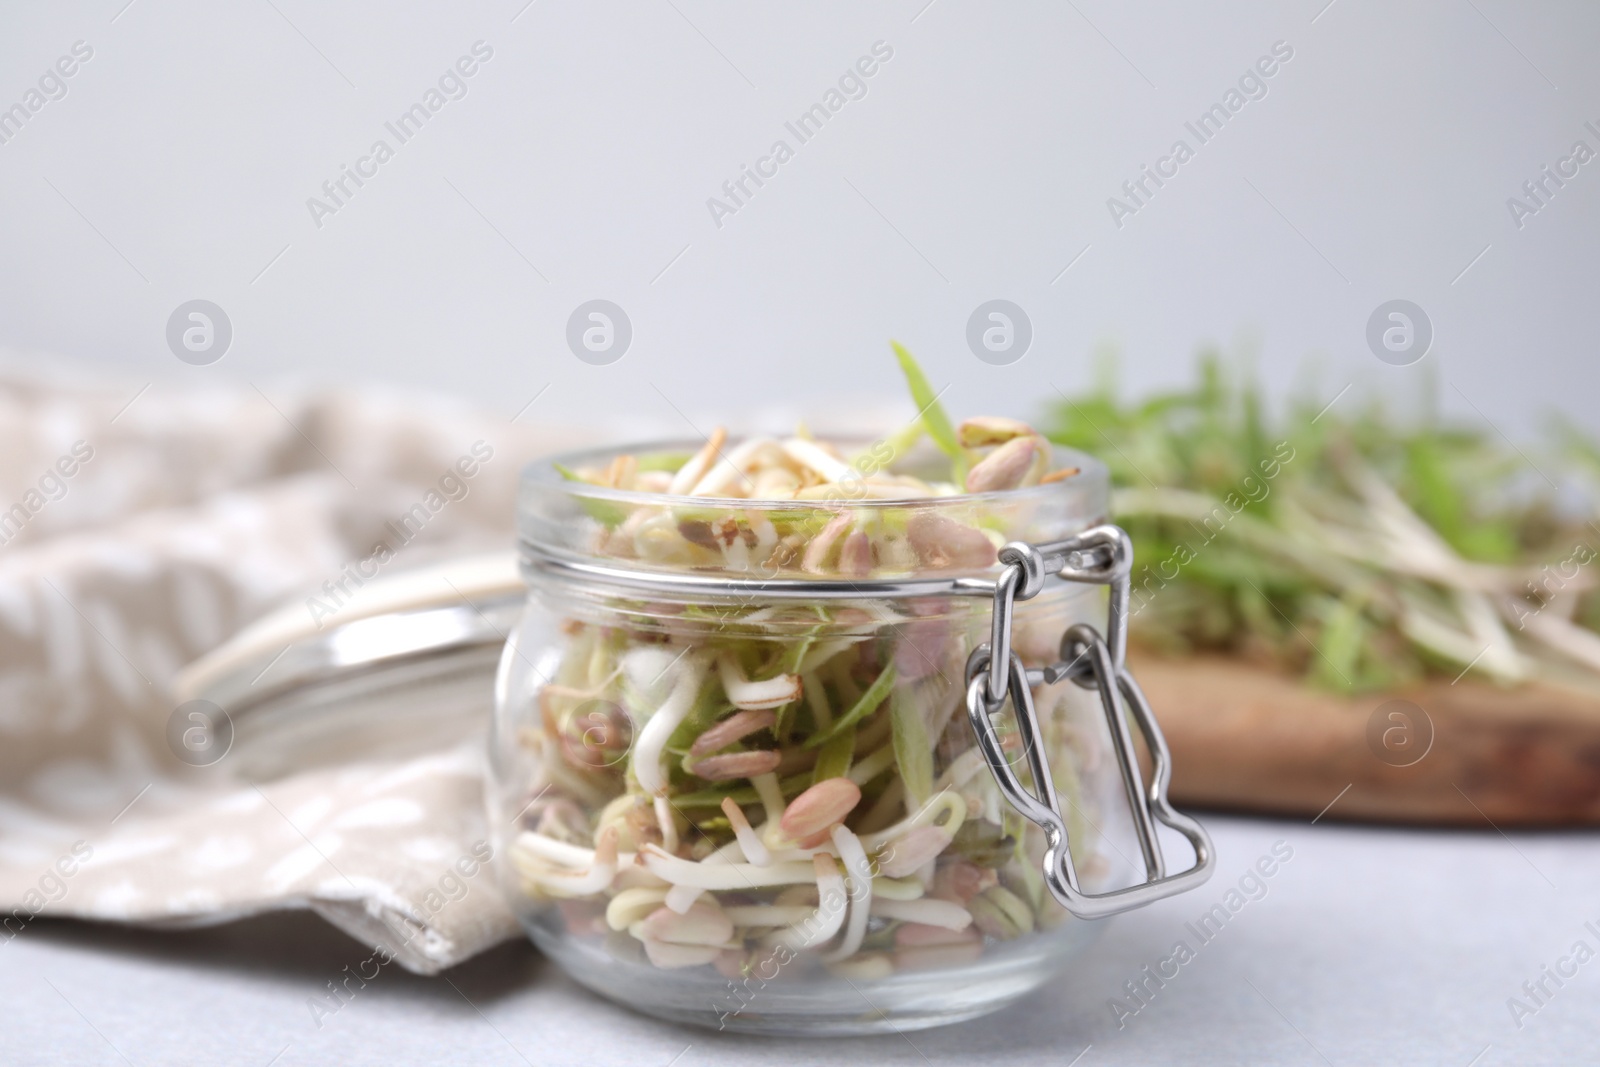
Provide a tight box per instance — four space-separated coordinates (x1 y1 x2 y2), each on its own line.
964 525 1214 920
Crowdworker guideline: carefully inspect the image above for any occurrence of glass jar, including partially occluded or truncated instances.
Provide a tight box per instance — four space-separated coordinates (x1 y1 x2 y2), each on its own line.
488 438 1210 1034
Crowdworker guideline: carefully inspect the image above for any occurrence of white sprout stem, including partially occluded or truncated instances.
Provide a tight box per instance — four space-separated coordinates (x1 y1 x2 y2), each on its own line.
1518 609 1600 675
746 511 778 556
633 653 707 796
667 428 726 495
769 854 848 951
1117 487 1412 603
620 645 684 698
727 605 783 625
859 790 968 853
801 512 854 573
514 830 636 870
820 825 873 962
1455 587 1520 669
722 797 772 866
723 904 818 927
523 827 618 898
640 845 817 890
781 438 852 483
769 844 840 863
870 897 973 930
721 531 751 571
1348 460 1526 596
702 835 745 864
614 865 671 891
690 437 781 496
664 882 704 914
1321 466 1582 600
718 653 802 710
654 795 680 854
606 887 670 931
872 875 926 901
1399 597 1527 682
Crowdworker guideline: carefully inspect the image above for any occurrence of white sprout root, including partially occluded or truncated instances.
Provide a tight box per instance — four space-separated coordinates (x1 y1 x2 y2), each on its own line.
640 845 819 891
667 427 728 495
664 882 704 914
606 887 669 930
768 854 849 951
632 653 707 797
721 797 772 866
871 897 973 930
819 825 873 962
515 826 619 899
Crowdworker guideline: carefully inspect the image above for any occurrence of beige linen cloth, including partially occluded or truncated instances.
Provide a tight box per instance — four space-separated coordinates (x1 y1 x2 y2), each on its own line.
0 363 584 973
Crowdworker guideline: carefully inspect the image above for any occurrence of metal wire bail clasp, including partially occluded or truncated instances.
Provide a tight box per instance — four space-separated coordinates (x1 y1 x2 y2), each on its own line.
964 524 1214 920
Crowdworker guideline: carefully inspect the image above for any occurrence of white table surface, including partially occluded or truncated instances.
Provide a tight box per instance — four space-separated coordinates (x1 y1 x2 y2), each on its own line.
4 814 1596 1066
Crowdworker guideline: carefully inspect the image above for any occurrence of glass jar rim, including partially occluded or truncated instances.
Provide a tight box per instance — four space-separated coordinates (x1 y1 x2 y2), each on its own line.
517 435 1111 594
518 435 1109 513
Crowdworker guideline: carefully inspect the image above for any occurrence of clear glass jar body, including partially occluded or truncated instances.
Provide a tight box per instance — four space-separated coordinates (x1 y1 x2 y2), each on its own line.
489 441 1130 1034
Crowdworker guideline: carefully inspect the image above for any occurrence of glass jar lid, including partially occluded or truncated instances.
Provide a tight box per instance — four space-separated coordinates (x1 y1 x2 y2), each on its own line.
175 553 522 780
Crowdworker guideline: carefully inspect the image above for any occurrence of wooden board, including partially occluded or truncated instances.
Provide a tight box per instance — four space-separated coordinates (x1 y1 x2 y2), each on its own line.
1131 654 1600 826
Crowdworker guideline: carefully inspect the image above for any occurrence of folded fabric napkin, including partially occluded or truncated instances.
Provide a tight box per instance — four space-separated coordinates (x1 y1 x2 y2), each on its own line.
0 364 585 973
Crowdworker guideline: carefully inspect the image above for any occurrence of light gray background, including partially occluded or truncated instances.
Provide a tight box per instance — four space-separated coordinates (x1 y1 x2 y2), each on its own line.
1 0 1596 437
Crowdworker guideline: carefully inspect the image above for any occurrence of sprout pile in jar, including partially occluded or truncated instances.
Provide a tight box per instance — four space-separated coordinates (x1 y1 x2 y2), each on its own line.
509 347 1103 980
